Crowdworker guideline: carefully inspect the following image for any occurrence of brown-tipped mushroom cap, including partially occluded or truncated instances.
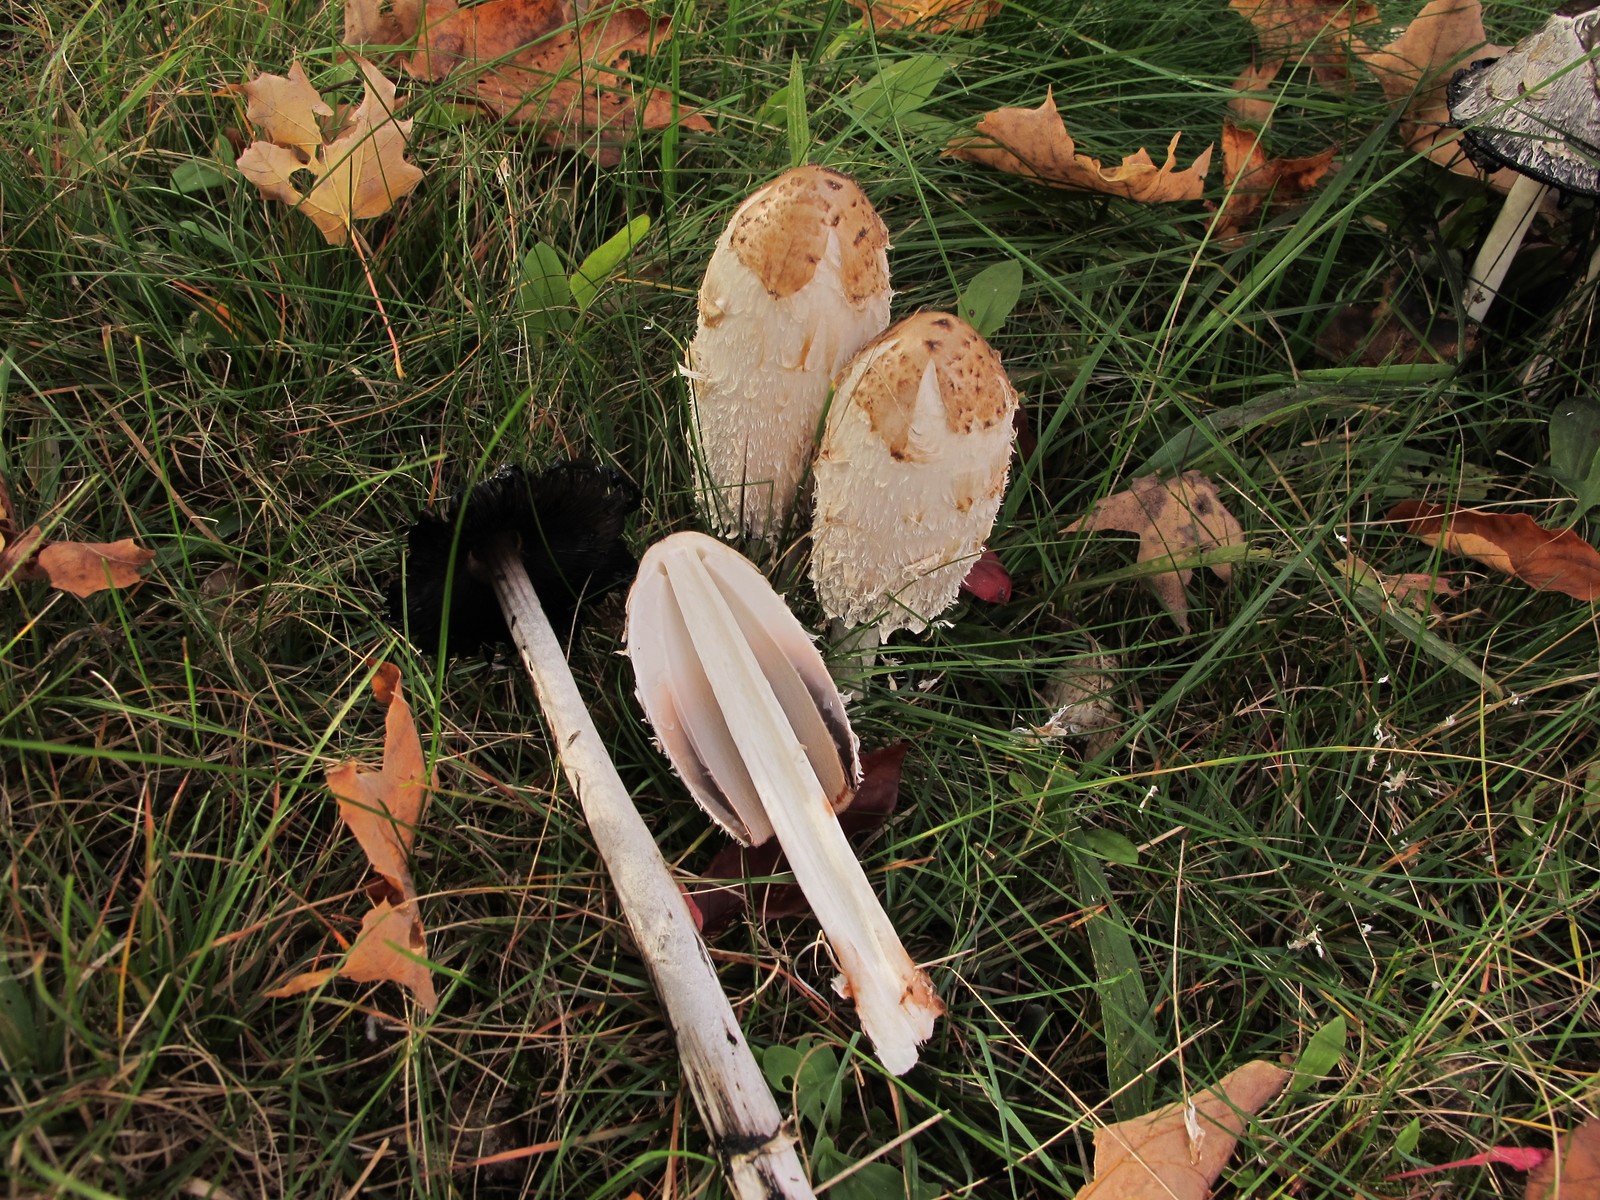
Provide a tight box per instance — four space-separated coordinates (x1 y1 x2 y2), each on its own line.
1447 2 1600 197
811 311 1018 638
685 167 892 544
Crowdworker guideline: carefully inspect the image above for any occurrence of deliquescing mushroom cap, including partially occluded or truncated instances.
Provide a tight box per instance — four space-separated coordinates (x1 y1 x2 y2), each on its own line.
811 311 1019 638
685 165 893 543
1448 1 1600 197
389 461 640 656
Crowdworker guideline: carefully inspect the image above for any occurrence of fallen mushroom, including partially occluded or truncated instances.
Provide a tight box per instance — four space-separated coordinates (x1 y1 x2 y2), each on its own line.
810 311 1019 642
1447 2 1600 325
684 166 892 544
389 462 814 1200
626 531 943 1076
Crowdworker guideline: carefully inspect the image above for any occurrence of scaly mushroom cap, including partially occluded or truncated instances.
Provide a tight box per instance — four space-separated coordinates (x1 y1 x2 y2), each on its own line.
1448 2 1600 196
810 312 1018 637
685 166 892 543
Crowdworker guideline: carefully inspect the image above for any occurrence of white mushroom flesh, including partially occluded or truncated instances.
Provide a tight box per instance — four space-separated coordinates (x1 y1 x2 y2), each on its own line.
686 166 892 543
811 311 1019 638
626 533 942 1074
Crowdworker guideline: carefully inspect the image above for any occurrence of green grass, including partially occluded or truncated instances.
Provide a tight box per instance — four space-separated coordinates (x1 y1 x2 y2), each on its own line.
5 0 1600 1196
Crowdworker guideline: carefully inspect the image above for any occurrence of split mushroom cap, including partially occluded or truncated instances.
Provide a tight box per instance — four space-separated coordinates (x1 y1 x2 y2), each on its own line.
1448 2 1600 197
626 532 942 1075
811 311 1019 638
388 461 640 655
685 166 893 544
1446 2 1600 325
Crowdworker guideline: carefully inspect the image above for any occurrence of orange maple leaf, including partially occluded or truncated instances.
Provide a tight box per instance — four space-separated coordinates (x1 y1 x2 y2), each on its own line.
1212 120 1337 236
408 0 712 165
850 0 1002 34
948 91 1213 203
1231 0 1379 85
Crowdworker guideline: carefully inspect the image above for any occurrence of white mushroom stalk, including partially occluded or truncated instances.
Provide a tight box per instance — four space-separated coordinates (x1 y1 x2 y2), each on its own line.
811 311 1019 640
627 533 943 1075
1447 3 1600 325
685 166 892 544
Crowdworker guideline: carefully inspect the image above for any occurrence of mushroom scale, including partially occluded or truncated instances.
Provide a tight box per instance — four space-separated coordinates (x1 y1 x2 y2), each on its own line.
810 312 1019 638
685 166 892 544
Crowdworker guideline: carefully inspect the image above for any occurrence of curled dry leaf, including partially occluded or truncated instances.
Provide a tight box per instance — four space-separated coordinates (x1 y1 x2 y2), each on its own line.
850 0 1001 34
1077 1061 1290 1200
1525 1118 1600 1200
1387 501 1600 602
1230 0 1378 85
1316 283 1476 366
235 58 424 246
1355 0 1518 189
266 662 439 1011
345 0 423 49
409 0 711 166
1213 120 1336 237
1065 471 1245 633
1336 553 1457 616
947 91 1213 203
1022 649 1120 743
1228 60 1283 126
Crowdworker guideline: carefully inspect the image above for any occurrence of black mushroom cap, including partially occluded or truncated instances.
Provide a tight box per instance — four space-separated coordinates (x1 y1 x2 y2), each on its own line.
389 460 642 656
1447 1 1600 196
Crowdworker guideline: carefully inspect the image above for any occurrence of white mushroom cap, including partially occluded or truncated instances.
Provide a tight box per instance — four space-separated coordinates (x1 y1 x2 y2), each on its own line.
811 311 1018 637
685 166 892 544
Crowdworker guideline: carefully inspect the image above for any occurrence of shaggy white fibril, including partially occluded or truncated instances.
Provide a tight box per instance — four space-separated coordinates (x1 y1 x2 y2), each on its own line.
811 311 1018 637
686 166 891 543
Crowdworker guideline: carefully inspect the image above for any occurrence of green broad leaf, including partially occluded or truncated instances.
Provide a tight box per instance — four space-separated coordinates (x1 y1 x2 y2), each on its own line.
1549 394 1600 519
0 969 36 1073
569 214 651 314
842 55 949 129
1289 1014 1346 1090
170 159 229 194
518 243 574 339
760 1038 840 1131
1072 851 1161 1120
1393 1116 1422 1157
1076 828 1140 866
956 260 1024 336
786 53 810 169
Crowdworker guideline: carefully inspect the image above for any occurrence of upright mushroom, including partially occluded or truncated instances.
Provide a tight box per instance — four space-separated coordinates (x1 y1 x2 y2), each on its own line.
1447 2 1600 325
685 166 892 544
626 532 943 1076
390 463 814 1200
810 311 1019 641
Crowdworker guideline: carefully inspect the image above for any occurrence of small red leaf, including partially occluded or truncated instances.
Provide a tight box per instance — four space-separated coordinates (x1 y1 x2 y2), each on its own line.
1385 1145 1553 1181
960 550 1012 603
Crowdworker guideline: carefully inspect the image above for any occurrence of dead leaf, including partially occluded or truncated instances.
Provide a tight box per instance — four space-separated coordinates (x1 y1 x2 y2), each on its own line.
408 0 711 166
35 540 157 598
1022 649 1120 745
1335 553 1457 616
1078 1060 1290 1200
1316 288 1476 365
1526 1119 1600 1200
1388 501 1600 602
1355 0 1518 189
1065 472 1245 633
236 57 424 246
1228 60 1282 126
1212 120 1336 236
345 0 423 49
268 663 439 1010
1231 0 1378 85
850 0 1002 34
948 91 1213 203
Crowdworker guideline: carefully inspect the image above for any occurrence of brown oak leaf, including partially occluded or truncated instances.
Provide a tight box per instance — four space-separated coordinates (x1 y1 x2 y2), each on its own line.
1078 1061 1290 1200
1355 0 1517 189
948 91 1213 203
850 0 1002 34
1526 1118 1600 1200
236 57 424 246
267 663 439 1011
1212 120 1336 236
1387 502 1600 602
1066 472 1245 633
1231 0 1379 86
408 0 711 166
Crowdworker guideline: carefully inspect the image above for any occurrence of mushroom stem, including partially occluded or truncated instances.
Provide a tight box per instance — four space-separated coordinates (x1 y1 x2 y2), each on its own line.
659 546 941 1075
483 540 815 1200
1463 172 1548 325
